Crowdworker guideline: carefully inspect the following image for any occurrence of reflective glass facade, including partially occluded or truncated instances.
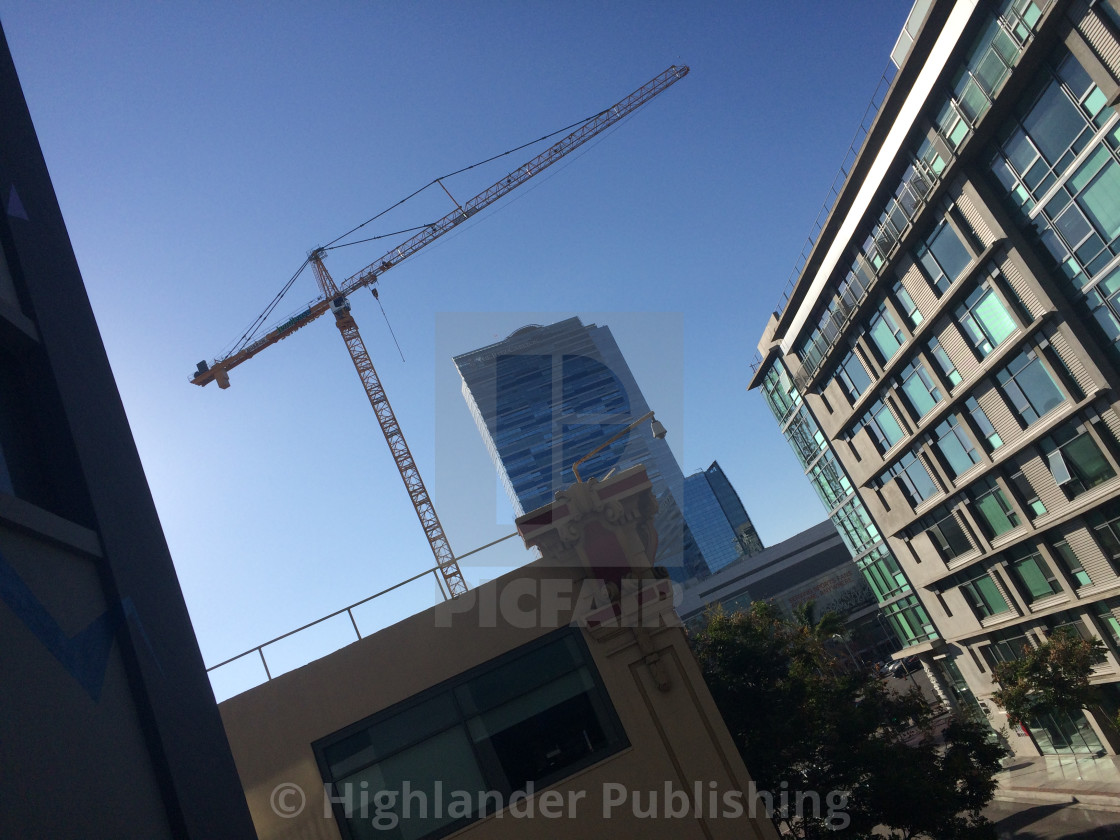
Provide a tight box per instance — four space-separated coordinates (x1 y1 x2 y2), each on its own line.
682 462 764 576
455 318 717 580
761 360 937 647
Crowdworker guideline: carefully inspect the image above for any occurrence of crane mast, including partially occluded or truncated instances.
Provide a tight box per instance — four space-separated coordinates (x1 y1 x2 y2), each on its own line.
310 252 467 597
191 65 689 599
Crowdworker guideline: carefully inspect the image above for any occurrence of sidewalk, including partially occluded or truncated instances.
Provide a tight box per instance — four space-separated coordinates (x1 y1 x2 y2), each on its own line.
994 753 1120 811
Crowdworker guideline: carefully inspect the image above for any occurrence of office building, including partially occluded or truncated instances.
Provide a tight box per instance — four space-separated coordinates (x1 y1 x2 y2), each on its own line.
455 317 761 581
219 466 779 840
751 0 1120 756
684 461 765 574
677 520 897 665
0 22 255 838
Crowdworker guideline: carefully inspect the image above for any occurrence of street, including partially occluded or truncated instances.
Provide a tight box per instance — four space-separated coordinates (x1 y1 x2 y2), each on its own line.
986 800 1120 839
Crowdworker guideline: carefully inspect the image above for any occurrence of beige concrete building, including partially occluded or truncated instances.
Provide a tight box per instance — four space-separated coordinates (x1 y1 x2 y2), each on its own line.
750 0 1120 757
219 466 780 840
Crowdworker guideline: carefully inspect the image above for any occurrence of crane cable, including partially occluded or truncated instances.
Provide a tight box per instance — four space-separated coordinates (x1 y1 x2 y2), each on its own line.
319 110 605 251
230 109 605 356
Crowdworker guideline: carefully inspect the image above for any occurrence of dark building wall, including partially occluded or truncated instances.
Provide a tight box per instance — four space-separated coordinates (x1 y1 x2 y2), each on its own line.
0 21 255 839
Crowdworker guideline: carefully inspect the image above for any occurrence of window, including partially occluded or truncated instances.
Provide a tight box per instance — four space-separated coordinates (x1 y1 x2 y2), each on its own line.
834 350 872 403
1040 420 1116 497
893 280 923 327
882 595 938 646
1005 545 1062 603
914 220 972 295
867 303 906 363
1053 539 1092 587
1036 147 1120 287
315 631 626 840
1046 610 1093 640
995 348 1064 426
762 365 802 424
786 405 828 468
956 282 1017 357
983 628 1035 668
958 566 1012 619
856 399 904 453
808 451 853 510
1089 500 1120 570
928 336 962 387
1086 265 1120 358
856 544 910 601
971 476 1020 538
1092 602 1120 647
989 51 1118 288
1009 468 1046 519
832 498 881 555
898 359 943 419
919 505 975 560
933 415 982 478
881 449 938 506
966 396 1004 451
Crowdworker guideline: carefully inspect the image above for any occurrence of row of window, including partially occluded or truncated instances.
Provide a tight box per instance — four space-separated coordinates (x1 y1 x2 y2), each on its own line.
872 339 1069 510
836 265 1026 439
990 48 1118 291
908 414 1120 560
939 497 1120 629
792 0 1046 381
761 362 937 647
978 599 1120 672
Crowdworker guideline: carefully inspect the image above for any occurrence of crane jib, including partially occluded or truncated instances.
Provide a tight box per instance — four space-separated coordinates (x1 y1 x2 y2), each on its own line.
192 63 688 383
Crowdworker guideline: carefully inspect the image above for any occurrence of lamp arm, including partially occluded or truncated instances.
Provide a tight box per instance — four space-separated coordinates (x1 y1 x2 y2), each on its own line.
572 411 655 483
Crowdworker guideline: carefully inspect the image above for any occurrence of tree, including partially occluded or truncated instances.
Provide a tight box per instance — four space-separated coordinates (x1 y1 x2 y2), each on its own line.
689 603 1005 839
991 627 1107 728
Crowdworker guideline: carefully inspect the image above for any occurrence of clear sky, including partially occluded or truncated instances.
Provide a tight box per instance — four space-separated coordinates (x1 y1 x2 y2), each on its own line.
0 1 912 697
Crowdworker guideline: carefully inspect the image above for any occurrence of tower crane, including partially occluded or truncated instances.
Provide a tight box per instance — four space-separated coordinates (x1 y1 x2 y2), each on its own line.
191 65 689 599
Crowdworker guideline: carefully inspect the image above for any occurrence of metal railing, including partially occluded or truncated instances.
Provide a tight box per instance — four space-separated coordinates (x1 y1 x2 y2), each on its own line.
206 532 520 693
748 62 897 379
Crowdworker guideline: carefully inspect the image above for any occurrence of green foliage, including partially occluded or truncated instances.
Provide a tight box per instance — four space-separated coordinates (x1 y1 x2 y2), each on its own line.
991 628 1107 727
689 603 1005 839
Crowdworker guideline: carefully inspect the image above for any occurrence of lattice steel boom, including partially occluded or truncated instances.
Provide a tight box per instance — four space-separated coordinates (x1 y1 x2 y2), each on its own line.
310 254 468 597
190 65 688 389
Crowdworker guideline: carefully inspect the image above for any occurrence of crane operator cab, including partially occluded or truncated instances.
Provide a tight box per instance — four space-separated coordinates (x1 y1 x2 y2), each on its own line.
329 296 351 319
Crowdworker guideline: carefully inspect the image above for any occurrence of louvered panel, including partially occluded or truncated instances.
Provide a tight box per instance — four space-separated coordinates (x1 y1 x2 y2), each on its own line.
1101 407 1120 445
1066 525 1117 586
1021 455 1065 515
899 260 938 317
1049 329 1098 396
1072 1 1120 79
938 322 979 379
989 570 1017 612
956 192 996 248
976 384 1024 447
1000 256 1043 320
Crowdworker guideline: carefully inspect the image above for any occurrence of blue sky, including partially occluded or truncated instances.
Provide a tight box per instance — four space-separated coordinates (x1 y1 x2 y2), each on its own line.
1 2 912 697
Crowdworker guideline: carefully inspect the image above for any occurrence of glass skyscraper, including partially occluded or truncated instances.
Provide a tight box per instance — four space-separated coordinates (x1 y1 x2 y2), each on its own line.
684 462 765 575
454 317 761 581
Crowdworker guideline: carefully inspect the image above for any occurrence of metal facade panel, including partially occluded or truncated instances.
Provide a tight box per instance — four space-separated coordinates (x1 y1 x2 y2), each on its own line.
1021 454 1066 515
938 321 980 379
976 383 1024 447
899 259 939 316
956 192 996 248
1049 329 1099 396
1000 255 1044 320
1073 0 1120 79
1065 524 1117 588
